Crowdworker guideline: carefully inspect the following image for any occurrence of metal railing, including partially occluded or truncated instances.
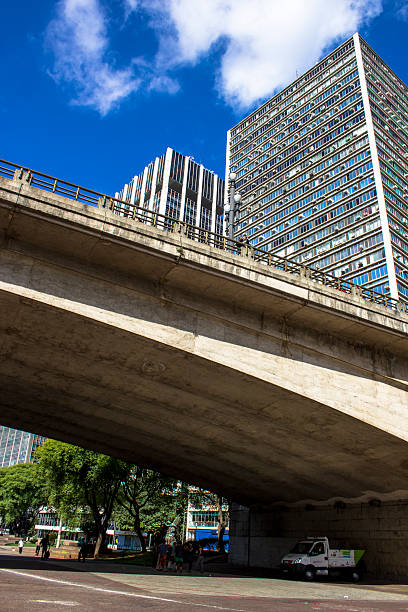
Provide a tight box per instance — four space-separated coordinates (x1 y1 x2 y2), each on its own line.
0 158 407 316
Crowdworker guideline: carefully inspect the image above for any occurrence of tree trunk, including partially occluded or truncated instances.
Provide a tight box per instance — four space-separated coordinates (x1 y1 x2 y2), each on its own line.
216 495 226 553
217 522 226 552
133 509 147 552
94 528 106 558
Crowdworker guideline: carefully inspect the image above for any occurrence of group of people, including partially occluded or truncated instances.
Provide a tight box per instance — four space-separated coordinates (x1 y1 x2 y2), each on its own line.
17 535 50 558
35 535 50 559
153 541 205 574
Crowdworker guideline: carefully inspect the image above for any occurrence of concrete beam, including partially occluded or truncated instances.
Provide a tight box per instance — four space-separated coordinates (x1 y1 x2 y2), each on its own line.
0 175 407 505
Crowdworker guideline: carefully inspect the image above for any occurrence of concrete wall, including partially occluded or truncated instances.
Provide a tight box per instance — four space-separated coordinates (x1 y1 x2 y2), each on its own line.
230 501 408 578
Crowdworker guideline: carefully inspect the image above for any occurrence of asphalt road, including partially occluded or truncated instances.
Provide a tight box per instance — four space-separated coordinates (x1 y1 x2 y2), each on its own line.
1 551 408 611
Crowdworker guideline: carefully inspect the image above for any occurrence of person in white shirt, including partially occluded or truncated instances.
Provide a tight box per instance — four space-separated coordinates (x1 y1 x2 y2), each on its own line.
18 539 24 554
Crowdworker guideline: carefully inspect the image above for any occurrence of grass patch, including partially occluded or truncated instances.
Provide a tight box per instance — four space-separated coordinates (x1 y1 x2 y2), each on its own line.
106 551 153 566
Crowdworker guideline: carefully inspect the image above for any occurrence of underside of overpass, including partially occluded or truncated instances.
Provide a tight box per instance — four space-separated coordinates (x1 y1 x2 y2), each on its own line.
1 174 408 506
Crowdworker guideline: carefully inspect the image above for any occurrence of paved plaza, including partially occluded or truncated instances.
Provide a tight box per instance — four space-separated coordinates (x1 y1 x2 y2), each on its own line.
1 551 408 611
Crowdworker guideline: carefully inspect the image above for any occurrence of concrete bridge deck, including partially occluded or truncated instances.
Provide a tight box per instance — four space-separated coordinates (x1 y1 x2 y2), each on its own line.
0 171 407 506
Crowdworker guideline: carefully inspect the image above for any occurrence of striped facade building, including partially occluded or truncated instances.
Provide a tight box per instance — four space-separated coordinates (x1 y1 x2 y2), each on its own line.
0 427 46 468
226 33 408 302
115 147 224 236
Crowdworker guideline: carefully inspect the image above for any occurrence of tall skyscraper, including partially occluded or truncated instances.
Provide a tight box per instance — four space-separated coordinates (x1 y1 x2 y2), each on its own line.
115 147 225 236
226 33 408 302
0 427 46 468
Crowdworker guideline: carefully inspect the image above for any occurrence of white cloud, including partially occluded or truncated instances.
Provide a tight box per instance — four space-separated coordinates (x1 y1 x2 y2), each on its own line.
123 0 139 22
46 0 142 115
395 0 408 19
144 0 383 109
45 0 384 115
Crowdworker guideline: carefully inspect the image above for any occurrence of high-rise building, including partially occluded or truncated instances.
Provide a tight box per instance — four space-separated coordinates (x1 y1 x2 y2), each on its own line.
226 33 408 302
0 427 46 468
115 147 225 236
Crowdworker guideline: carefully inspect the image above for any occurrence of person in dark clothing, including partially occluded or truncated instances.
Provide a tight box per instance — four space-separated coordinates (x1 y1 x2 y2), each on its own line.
152 543 159 568
237 233 250 246
78 540 87 563
186 542 195 573
175 541 184 575
40 535 49 560
237 233 250 255
196 544 205 573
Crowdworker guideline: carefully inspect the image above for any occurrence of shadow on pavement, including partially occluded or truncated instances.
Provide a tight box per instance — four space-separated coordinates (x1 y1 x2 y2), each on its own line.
1 551 406 590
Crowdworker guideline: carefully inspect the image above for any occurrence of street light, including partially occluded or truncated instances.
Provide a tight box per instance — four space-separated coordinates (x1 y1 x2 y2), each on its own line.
225 171 241 240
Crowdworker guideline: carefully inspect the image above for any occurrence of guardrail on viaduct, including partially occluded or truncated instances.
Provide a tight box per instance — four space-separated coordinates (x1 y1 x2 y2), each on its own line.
1 158 407 316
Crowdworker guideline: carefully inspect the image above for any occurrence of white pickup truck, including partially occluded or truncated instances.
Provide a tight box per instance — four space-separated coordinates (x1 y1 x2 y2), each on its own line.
280 536 365 581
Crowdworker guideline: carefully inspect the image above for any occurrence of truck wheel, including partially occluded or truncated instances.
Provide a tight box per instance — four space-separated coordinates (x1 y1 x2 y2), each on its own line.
351 570 360 582
304 566 316 581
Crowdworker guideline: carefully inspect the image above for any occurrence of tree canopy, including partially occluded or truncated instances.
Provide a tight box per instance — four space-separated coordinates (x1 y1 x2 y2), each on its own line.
115 467 188 550
36 440 130 557
0 463 46 534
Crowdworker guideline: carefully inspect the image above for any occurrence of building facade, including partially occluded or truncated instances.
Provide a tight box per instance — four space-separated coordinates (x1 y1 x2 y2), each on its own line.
0 427 46 468
226 33 408 301
186 496 229 551
34 509 142 551
115 147 225 236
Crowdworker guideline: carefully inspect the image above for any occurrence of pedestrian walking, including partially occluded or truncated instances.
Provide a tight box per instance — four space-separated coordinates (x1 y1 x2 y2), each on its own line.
157 541 167 570
40 534 49 560
35 538 41 556
18 539 24 554
152 543 159 568
186 542 195 573
167 542 175 570
196 544 205 573
175 541 184 575
78 539 87 563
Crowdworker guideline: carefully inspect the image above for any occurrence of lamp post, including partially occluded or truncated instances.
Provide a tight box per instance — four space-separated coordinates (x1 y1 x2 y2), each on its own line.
224 171 241 240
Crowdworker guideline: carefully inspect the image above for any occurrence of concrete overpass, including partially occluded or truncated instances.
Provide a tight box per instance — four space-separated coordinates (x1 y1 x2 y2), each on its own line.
0 167 408 512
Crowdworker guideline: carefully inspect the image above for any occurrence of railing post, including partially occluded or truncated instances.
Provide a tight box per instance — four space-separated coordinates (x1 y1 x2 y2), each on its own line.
13 168 30 182
396 301 406 314
351 285 362 298
300 265 311 279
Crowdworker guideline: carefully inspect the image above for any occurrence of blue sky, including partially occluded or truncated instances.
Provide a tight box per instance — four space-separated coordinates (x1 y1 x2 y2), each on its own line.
1 0 407 196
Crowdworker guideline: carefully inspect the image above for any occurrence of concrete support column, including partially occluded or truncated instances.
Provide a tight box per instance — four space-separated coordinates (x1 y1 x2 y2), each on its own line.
229 499 408 578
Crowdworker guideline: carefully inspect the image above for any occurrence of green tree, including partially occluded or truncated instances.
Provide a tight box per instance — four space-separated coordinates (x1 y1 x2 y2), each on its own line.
0 463 46 535
36 440 130 557
115 468 187 551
